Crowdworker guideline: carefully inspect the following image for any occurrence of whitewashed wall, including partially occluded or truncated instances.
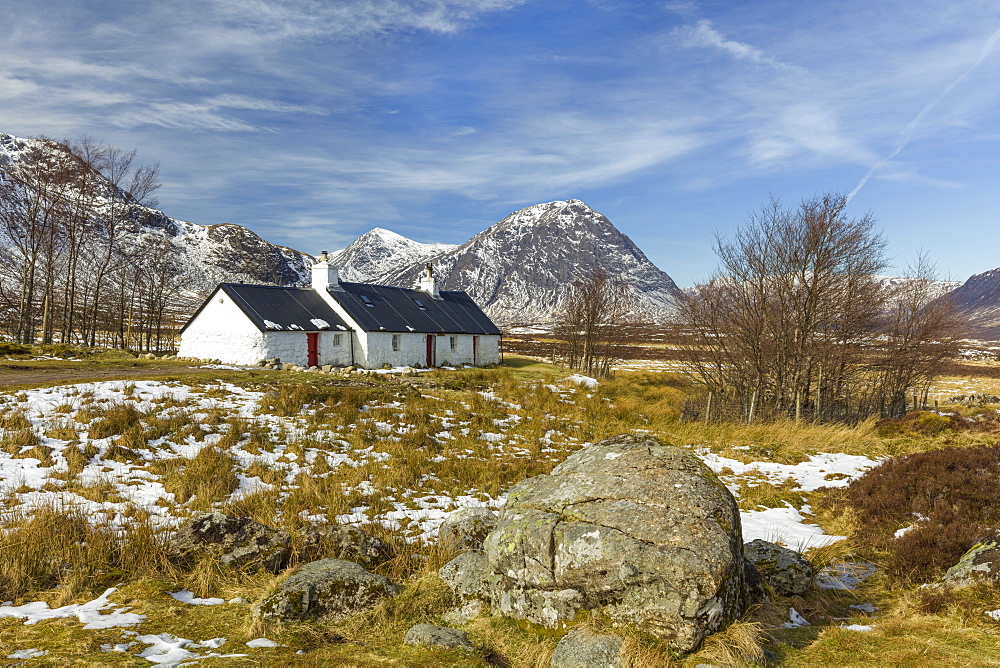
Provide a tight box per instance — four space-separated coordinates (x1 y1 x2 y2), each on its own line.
178 294 267 364
179 293 355 366
352 331 500 368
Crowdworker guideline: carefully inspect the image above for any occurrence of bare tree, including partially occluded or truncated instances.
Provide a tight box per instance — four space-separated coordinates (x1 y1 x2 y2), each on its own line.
679 194 959 420
554 267 637 377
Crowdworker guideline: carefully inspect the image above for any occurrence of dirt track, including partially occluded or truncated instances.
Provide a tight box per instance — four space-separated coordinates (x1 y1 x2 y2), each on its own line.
0 361 223 391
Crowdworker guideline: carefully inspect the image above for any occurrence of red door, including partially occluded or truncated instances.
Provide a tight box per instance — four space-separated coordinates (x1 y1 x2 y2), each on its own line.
307 332 319 367
426 334 435 367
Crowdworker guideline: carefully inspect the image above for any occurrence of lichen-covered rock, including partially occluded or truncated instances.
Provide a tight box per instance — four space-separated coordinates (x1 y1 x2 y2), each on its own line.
438 507 498 553
442 600 484 625
299 523 391 567
483 434 748 653
942 531 1000 587
743 539 814 596
167 513 290 573
402 624 474 650
253 558 399 622
439 551 492 601
550 628 624 668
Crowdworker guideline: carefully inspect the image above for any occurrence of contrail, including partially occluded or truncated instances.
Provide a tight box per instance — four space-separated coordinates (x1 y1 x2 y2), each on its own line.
847 25 1000 201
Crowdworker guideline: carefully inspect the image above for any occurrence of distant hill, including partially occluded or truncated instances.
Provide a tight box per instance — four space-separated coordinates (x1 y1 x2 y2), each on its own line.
943 267 1000 339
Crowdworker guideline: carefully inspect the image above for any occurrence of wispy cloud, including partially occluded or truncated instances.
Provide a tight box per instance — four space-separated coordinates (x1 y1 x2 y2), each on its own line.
673 19 790 69
848 24 1000 200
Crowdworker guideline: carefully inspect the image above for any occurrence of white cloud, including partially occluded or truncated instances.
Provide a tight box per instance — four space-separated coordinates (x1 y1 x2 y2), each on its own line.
673 19 786 68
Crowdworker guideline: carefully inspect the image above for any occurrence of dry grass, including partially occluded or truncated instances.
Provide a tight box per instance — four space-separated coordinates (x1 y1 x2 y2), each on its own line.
3 358 1000 665
0 505 174 602
162 446 239 508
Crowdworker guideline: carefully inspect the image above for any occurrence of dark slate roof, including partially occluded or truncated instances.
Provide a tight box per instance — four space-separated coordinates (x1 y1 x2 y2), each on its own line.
181 283 352 334
328 282 501 335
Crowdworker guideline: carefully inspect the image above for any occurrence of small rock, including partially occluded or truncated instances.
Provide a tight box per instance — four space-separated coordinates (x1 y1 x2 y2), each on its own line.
228 597 250 605
438 507 498 553
253 559 399 622
551 627 624 668
941 531 1000 588
442 600 484 626
344 366 356 374
743 539 814 596
167 513 290 573
438 552 492 601
299 524 392 567
402 624 474 650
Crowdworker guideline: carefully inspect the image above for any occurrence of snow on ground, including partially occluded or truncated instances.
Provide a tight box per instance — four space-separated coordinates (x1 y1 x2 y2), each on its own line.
0 587 144 629
741 504 845 549
699 450 880 492
0 375 887 553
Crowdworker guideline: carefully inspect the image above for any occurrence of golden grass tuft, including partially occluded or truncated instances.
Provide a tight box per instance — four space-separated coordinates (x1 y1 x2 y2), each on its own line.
87 401 147 438
162 446 239 508
0 505 173 602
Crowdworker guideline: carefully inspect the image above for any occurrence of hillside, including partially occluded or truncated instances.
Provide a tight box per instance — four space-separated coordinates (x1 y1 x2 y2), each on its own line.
945 267 1000 339
346 200 684 325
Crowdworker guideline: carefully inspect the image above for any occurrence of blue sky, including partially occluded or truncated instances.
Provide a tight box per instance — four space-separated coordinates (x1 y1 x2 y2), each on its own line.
3 0 999 286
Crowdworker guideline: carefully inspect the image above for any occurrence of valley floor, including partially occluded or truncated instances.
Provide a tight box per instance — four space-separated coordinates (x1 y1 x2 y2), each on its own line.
2 352 1000 665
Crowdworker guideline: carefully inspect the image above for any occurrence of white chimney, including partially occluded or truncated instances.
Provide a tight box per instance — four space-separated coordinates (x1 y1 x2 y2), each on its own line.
311 251 343 291
417 263 441 299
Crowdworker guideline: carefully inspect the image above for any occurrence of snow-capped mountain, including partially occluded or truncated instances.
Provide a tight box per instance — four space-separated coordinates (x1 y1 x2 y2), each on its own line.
329 228 457 283
874 275 961 300
0 133 309 295
944 267 1000 339
361 200 684 324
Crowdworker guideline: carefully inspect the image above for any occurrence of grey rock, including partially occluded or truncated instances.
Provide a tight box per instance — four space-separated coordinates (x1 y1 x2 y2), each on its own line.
442 600 484 626
167 513 290 573
551 628 624 668
743 539 814 596
402 623 474 650
483 433 748 653
299 523 392 567
438 552 492 601
228 597 249 605
438 506 498 553
253 558 399 622
942 531 1000 587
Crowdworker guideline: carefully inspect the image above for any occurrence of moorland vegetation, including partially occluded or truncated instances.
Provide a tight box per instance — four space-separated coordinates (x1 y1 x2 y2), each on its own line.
1 348 1000 665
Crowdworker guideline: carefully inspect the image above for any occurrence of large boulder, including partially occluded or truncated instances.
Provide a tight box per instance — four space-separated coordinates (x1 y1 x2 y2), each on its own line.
743 539 814 596
299 523 392 567
253 558 399 622
167 513 290 573
941 531 1000 588
438 507 498 553
483 434 748 653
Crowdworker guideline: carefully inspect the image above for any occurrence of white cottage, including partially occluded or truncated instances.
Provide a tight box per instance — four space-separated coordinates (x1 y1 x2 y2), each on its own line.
178 256 501 368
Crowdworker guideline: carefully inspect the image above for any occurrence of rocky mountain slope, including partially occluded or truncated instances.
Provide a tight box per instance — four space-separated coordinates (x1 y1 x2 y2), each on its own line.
943 267 1000 339
0 133 310 296
329 228 457 283
341 200 684 324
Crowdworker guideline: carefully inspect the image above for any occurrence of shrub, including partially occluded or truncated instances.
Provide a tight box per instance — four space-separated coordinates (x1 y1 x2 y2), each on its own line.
0 342 31 356
875 411 956 437
821 443 1000 584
